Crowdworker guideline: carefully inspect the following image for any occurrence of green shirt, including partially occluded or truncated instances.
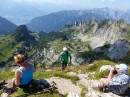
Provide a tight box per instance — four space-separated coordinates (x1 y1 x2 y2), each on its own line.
59 51 71 63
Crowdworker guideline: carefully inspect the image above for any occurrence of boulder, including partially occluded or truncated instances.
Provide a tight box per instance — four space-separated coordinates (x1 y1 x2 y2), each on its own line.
67 92 80 97
72 54 86 66
99 65 112 72
107 39 130 60
72 52 95 66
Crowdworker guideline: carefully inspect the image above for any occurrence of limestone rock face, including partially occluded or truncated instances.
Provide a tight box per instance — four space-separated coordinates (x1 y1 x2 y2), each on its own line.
72 54 85 66
72 53 94 66
107 40 130 60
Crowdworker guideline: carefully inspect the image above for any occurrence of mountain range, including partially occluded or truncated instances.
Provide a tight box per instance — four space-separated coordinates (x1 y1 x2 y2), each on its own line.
27 8 130 32
0 8 130 34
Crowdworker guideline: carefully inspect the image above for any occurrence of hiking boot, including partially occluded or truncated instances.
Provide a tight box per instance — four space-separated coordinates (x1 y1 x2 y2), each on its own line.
51 81 57 90
0 80 6 89
97 86 109 93
102 86 109 93
0 80 6 86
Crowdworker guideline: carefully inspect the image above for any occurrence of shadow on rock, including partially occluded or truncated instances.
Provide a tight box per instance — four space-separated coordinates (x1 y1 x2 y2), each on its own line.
20 79 57 94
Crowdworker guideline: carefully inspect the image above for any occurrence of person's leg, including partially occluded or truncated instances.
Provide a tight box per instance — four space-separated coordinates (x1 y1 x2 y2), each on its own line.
64 63 67 70
61 63 64 71
61 62 66 71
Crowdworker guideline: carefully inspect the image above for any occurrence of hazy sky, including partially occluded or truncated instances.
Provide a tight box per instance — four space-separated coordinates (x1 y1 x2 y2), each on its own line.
0 0 129 24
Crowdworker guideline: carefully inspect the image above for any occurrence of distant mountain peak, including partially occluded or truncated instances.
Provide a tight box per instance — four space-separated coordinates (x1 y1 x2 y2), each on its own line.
0 16 17 34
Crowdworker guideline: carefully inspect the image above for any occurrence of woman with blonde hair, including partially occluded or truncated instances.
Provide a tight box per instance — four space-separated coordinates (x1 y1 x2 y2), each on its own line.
13 54 33 88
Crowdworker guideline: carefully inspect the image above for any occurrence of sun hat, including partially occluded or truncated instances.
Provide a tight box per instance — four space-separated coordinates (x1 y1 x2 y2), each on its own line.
115 64 128 74
63 47 68 51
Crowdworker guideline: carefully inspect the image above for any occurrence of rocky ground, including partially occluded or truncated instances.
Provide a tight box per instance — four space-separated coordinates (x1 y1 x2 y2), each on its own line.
1 66 130 97
47 72 126 97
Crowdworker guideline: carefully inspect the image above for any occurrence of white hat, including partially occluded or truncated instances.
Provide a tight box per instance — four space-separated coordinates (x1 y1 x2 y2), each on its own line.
63 47 68 51
115 64 128 74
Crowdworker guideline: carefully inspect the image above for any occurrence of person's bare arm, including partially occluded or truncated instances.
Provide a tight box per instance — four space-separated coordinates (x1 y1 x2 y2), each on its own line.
14 70 21 86
107 67 115 81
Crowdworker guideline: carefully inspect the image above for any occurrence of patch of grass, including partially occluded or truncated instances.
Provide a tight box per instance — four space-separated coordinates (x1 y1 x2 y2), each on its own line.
0 70 14 80
65 65 88 74
80 85 88 97
90 72 103 80
10 88 26 97
11 88 60 97
85 60 116 79
87 60 115 72
54 71 79 82
34 70 79 82
34 71 54 79
0 68 79 82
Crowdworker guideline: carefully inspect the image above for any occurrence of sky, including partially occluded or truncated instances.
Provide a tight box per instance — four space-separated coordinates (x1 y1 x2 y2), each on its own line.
0 0 130 24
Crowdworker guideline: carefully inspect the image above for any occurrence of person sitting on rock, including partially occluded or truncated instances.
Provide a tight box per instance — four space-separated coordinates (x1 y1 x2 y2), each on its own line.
1 54 33 95
12 54 33 89
98 64 130 95
58 47 72 71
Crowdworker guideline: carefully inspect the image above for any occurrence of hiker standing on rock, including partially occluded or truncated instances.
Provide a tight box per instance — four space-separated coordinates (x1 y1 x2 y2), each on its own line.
58 47 72 71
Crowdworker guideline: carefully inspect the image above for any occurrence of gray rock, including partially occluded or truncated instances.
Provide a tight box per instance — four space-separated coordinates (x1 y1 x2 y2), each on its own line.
72 53 94 66
72 54 85 66
107 39 130 60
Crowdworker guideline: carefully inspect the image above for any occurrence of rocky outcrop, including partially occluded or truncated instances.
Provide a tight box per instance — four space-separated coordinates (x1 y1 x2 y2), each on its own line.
31 48 59 67
47 77 81 96
47 72 123 97
107 39 130 60
68 20 127 49
30 39 130 67
78 78 121 97
72 52 96 66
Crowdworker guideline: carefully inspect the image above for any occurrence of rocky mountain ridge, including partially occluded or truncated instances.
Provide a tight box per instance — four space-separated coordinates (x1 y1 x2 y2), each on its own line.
27 8 130 32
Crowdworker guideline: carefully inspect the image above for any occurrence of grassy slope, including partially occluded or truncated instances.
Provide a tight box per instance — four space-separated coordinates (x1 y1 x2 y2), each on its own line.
0 35 24 63
0 34 37 67
0 35 14 62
